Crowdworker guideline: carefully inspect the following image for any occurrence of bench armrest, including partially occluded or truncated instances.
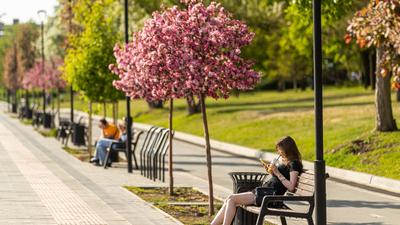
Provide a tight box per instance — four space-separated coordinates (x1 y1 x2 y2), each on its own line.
259 195 315 217
132 131 144 145
262 195 313 203
109 141 125 149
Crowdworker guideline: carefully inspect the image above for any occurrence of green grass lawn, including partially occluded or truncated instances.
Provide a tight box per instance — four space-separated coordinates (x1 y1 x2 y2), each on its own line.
57 86 400 180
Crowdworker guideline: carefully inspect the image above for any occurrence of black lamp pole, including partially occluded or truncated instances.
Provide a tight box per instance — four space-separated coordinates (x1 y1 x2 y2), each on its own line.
68 0 74 124
40 17 46 115
124 0 133 173
313 0 326 224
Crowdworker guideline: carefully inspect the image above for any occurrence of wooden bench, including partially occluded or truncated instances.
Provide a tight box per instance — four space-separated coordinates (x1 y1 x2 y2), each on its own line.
103 130 144 169
241 170 328 225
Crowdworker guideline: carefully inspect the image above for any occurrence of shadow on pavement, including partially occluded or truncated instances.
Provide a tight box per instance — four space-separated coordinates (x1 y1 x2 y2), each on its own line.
173 161 259 167
328 223 383 225
327 200 400 209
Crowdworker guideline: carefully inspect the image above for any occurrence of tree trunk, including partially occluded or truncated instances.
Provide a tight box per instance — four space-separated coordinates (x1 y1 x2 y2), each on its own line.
13 90 18 113
57 88 60 120
186 94 201 115
293 79 298 91
169 99 174 196
375 48 397 132
397 89 400 102
88 101 93 159
116 102 119 122
25 90 30 109
42 89 46 113
147 100 164 109
370 50 376 91
277 80 286 92
7 89 10 112
361 50 371 89
112 102 117 125
103 102 107 117
51 91 55 112
199 94 214 216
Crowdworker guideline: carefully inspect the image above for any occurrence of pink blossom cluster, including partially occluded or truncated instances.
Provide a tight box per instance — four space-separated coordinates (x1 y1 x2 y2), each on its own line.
22 61 66 90
110 0 260 101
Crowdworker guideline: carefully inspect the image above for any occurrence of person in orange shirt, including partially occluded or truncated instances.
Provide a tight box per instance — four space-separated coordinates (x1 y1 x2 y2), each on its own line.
90 118 120 166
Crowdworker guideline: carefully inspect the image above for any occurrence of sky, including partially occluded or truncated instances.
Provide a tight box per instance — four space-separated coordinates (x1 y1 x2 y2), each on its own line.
0 0 58 24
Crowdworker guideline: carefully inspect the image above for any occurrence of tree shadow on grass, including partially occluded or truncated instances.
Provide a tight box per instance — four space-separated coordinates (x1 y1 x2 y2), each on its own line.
172 92 373 111
214 101 374 115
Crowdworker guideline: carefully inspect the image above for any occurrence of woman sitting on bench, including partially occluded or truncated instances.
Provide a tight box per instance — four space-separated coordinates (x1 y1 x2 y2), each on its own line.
90 118 120 166
211 136 303 225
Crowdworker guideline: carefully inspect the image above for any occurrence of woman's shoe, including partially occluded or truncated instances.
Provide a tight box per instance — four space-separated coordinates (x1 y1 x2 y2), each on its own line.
90 158 99 163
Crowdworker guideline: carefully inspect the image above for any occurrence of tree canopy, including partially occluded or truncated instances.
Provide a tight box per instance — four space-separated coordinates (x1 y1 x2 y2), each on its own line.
63 0 124 102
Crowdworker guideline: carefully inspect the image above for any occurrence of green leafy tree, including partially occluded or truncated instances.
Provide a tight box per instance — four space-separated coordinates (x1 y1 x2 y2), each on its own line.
15 23 38 108
3 42 20 110
347 0 400 132
63 0 124 153
64 0 123 102
0 24 17 88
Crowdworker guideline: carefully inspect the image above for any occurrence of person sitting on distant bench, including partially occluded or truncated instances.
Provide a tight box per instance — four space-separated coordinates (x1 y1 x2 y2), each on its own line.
90 118 120 166
118 122 127 143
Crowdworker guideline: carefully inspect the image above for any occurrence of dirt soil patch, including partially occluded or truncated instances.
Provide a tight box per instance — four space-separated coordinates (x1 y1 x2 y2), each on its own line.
125 186 224 225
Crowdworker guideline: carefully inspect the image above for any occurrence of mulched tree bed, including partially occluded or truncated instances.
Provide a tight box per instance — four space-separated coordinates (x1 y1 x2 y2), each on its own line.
125 186 223 225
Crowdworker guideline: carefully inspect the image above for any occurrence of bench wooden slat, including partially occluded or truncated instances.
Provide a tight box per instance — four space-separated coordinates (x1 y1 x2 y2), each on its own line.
303 170 314 175
243 206 294 215
298 178 314 186
293 188 314 197
299 173 314 180
296 183 314 192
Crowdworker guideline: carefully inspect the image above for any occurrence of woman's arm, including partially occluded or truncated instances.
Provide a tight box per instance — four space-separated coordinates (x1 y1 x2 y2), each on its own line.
271 165 299 192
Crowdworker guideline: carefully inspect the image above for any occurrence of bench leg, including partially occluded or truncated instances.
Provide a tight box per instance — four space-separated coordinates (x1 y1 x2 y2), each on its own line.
132 151 139 170
307 217 314 225
280 216 287 225
256 212 266 225
103 149 111 169
64 133 70 147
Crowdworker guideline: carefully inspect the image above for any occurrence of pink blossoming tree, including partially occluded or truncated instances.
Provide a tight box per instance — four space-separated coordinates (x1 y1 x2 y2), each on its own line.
110 0 260 215
23 60 66 114
23 60 66 91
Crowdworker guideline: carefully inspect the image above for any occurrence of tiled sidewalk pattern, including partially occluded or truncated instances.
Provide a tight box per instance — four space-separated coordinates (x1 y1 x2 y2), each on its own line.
0 112 182 225
0 124 106 225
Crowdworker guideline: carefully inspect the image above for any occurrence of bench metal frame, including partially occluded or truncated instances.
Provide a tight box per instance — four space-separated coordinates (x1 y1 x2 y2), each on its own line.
103 130 144 169
241 170 328 225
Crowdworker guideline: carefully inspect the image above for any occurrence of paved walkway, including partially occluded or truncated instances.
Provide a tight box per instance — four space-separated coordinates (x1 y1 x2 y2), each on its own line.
1 105 400 225
0 112 185 225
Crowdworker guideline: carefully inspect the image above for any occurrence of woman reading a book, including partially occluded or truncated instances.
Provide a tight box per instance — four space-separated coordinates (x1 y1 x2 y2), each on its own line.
211 136 303 225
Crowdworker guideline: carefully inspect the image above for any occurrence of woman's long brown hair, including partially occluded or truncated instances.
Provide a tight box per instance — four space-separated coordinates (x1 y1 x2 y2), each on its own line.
276 136 303 169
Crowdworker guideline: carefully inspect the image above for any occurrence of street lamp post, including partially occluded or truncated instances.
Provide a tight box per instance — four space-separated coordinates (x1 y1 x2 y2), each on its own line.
38 10 47 120
68 0 74 124
124 0 133 173
313 0 326 225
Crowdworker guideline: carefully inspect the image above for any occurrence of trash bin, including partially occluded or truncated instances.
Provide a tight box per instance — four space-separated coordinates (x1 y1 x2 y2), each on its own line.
43 113 53 128
72 123 86 146
11 103 17 113
24 108 33 119
229 172 267 225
